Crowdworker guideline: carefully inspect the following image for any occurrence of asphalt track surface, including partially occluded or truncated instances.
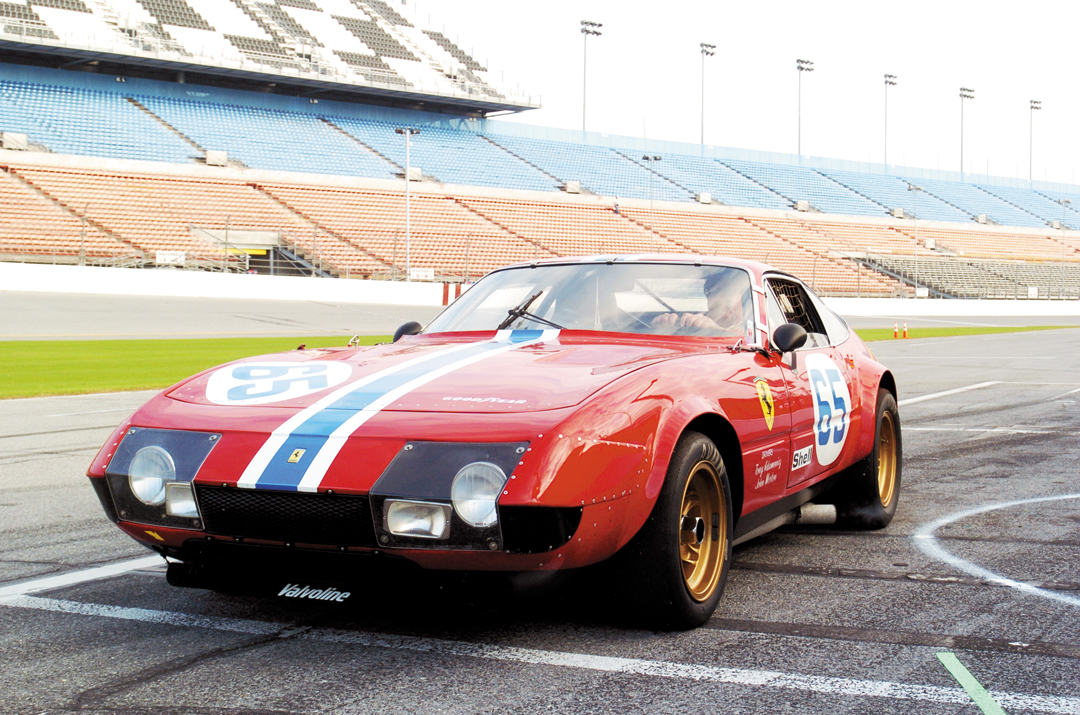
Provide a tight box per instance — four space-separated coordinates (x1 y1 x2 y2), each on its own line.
0 292 445 340
3 291 1078 340
2 329 1080 714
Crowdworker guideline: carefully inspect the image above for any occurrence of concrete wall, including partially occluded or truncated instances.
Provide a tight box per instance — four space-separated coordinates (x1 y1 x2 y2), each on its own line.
0 263 448 306
5 262 1080 317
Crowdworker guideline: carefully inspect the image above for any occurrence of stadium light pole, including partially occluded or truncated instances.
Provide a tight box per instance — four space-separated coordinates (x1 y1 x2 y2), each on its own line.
700 43 715 145
884 74 897 164
395 127 420 281
642 154 662 251
581 21 602 133
908 183 923 298
1030 99 1042 182
1059 198 1071 299
796 59 814 156
960 87 974 174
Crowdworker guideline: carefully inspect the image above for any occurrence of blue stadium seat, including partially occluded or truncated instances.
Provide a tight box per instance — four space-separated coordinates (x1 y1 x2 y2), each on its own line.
484 134 693 202
820 169 972 223
637 153 790 210
978 184 1079 229
136 96 398 178
0 80 193 163
329 118 558 192
720 159 888 217
907 177 1046 229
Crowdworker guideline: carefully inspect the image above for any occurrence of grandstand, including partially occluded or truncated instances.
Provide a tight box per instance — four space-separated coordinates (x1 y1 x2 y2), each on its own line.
2 1 1080 299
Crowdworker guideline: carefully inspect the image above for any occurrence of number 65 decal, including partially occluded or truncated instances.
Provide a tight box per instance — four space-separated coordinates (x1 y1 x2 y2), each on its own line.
804 354 852 467
206 362 352 405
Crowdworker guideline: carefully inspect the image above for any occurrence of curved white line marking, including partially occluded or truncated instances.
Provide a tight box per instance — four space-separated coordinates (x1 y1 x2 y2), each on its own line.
913 494 1080 608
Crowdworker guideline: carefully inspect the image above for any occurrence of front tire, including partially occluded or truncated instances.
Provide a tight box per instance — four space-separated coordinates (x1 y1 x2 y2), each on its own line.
614 431 732 630
828 388 902 529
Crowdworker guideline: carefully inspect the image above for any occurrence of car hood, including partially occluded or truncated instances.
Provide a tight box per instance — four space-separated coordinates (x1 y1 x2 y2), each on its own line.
166 330 707 414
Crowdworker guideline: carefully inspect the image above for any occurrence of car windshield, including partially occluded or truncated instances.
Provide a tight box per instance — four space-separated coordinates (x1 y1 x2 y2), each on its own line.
425 262 756 339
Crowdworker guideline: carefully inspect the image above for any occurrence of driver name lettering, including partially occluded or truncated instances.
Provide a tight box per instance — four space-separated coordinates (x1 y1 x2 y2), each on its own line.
754 457 783 489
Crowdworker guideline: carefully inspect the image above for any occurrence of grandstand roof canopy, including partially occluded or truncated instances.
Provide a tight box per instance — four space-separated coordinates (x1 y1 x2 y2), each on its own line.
0 0 536 116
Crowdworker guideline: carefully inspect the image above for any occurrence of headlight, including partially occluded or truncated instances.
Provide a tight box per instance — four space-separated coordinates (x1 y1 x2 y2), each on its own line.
451 462 507 527
128 446 174 506
385 500 450 539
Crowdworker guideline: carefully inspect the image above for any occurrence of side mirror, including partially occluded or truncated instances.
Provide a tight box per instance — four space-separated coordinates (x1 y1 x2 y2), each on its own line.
393 321 423 342
772 323 807 371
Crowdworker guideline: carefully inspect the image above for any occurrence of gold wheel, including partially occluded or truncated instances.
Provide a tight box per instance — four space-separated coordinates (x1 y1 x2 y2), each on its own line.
877 410 898 508
679 461 726 602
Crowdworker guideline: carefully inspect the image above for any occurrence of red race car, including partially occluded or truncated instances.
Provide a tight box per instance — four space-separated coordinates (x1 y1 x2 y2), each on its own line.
88 257 901 629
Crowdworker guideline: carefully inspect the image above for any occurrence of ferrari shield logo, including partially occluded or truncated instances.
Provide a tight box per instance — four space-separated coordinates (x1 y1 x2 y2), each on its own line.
287 449 306 464
754 378 775 431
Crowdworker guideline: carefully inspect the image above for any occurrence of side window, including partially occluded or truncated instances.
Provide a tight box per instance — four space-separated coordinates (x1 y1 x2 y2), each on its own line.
807 290 850 345
766 278 830 349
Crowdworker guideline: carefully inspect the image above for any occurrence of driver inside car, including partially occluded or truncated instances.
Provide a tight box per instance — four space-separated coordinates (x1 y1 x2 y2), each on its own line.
650 272 751 337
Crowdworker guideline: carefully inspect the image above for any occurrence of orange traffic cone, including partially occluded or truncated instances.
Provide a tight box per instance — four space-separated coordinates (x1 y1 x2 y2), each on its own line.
893 322 899 339
903 322 910 339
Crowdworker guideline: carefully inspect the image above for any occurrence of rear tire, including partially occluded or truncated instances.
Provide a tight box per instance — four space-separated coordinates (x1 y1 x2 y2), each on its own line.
612 431 732 630
827 388 901 529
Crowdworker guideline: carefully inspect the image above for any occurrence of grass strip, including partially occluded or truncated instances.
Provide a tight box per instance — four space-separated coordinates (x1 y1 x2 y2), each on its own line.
0 336 386 399
2 325 1076 398
936 652 1008 715
858 325 1074 342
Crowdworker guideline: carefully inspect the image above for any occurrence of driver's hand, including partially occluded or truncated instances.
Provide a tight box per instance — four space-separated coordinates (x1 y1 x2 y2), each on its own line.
651 313 679 329
678 313 721 330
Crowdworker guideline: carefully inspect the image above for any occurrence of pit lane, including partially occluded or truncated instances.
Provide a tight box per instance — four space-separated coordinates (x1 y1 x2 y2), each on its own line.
2 329 1079 714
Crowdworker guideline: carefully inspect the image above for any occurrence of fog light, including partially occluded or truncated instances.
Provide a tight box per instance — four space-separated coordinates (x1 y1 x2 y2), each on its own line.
166 482 199 518
386 500 450 539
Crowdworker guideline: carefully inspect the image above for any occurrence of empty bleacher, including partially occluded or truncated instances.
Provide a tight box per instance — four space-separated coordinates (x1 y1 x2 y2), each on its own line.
5 154 1080 297
818 169 972 223
0 167 130 261
617 207 898 296
259 183 546 279
135 95 398 177
329 118 557 192
907 177 1045 229
486 135 693 203
4 76 1080 241
5 165 387 274
721 159 887 218
638 154 790 211
0 81 195 163
866 255 1080 300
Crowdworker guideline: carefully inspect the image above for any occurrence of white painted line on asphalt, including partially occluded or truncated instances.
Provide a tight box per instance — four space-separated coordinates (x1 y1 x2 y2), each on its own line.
45 408 135 417
913 494 1080 612
1 595 1078 714
0 555 163 599
1049 386 1080 401
905 427 1056 435
898 382 1003 407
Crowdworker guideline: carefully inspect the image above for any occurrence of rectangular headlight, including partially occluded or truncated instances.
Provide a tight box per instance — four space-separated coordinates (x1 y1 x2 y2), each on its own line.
385 500 450 539
165 482 200 519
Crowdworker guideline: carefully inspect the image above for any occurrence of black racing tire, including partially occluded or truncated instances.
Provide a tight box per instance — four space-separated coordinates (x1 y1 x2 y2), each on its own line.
827 388 902 529
612 431 733 630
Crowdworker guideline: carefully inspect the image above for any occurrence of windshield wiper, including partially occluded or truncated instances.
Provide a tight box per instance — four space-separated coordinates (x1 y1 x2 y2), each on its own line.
497 290 564 331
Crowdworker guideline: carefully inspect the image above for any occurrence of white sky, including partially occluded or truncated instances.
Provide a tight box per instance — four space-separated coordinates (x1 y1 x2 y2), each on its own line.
406 0 1080 185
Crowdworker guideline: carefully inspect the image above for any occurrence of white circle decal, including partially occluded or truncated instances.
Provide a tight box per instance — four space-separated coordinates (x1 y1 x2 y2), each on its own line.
205 362 352 406
804 354 851 467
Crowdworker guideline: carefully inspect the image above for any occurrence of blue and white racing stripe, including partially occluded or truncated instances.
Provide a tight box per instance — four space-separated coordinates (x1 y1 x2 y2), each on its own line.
237 329 559 492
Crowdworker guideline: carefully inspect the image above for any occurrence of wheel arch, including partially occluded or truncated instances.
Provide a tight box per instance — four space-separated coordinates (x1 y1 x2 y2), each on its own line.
878 370 897 400
683 413 744 532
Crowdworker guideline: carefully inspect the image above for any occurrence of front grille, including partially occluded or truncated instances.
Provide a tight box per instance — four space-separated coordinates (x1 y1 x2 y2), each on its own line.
196 486 377 547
